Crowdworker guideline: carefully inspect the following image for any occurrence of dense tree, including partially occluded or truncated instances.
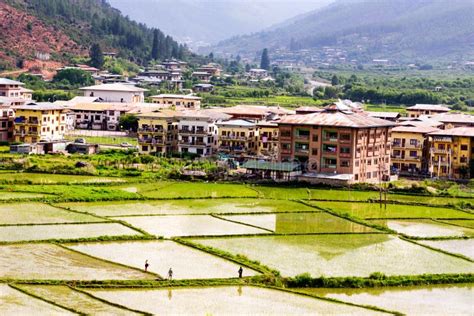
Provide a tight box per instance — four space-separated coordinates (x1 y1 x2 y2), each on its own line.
89 43 104 69
331 74 340 86
151 29 160 60
119 114 139 132
53 69 94 87
260 48 270 70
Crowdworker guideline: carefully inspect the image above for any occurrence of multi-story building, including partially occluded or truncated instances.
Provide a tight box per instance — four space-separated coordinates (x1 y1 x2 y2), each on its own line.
277 104 394 183
427 127 474 179
249 68 268 79
13 103 68 143
0 78 24 98
257 121 279 158
428 113 474 129
80 83 148 103
137 110 178 155
176 110 230 157
196 65 221 77
191 71 212 82
406 104 450 118
150 94 201 110
390 125 439 175
216 119 259 156
0 105 15 142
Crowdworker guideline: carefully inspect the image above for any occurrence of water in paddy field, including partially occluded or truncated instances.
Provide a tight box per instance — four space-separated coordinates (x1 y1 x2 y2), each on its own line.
371 219 474 238
420 239 474 260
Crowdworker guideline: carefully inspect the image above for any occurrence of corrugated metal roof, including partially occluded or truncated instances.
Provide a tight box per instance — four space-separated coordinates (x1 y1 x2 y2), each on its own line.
392 126 439 134
429 127 474 137
79 83 148 92
0 78 24 85
407 104 450 111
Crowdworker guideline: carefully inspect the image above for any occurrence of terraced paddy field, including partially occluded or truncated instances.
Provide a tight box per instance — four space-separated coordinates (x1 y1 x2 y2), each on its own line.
220 212 377 233
0 244 153 280
85 286 382 315
0 172 125 184
0 222 141 242
191 234 474 277
311 201 474 219
0 284 71 315
140 182 259 199
56 199 316 217
419 239 474 260
0 191 46 200
1 176 473 314
299 284 474 316
68 240 259 279
371 219 474 238
116 215 268 237
15 285 136 315
0 203 102 225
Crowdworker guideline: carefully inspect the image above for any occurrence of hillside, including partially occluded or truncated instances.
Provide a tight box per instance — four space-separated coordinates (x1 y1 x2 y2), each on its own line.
108 0 333 48
211 0 474 63
0 0 185 71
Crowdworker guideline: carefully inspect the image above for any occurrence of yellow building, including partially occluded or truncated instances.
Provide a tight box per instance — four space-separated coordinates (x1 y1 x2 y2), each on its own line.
13 103 68 143
137 110 178 155
216 119 258 156
391 125 439 174
427 127 474 179
149 94 201 110
257 121 279 158
406 104 450 118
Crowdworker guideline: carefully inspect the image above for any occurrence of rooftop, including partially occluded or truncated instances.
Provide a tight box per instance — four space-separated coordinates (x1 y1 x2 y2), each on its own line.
278 105 395 128
79 83 148 92
367 111 401 118
392 125 440 134
0 78 24 86
428 113 474 124
407 104 450 112
429 127 474 138
150 94 201 100
243 160 301 172
216 119 256 127
13 102 66 111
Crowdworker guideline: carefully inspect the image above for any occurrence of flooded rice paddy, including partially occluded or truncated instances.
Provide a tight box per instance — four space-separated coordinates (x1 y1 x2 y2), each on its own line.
191 234 474 277
300 284 474 316
419 239 474 260
0 244 153 280
116 215 268 237
221 212 377 233
0 284 71 315
371 219 474 238
0 192 46 200
86 286 382 315
68 240 259 279
0 222 141 242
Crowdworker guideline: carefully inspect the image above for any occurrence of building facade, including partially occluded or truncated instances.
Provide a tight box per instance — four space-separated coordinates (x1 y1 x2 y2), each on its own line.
406 104 450 118
80 83 147 103
0 105 15 142
257 121 279 158
278 105 394 183
137 111 178 155
13 103 68 143
216 119 258 156
150 94 201 110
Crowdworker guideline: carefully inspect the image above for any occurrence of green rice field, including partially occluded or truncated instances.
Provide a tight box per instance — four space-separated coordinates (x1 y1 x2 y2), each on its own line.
311 201 474 219
190 234 474 277
1 175 473 314
299 284 474 316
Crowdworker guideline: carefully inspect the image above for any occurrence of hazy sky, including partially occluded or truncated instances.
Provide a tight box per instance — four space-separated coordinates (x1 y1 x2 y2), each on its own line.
108 0 334 45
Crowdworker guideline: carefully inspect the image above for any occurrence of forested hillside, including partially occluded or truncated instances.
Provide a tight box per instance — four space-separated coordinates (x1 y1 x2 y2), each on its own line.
213 0 474 63
0 0 186 70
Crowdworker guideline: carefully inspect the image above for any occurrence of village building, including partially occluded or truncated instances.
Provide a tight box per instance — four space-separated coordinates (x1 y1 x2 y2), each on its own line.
367 111 401 122
249 69 268 79
406 104 450 118
137 110 179 155
176 110 231 157
257 121 280 158
196 65 221 77
0 78 30 99
218 105 294 121
0 105 15 142
427 127 474 179
294 106 323 115
426 113 474 129
191 71 212 82
216 119 259 156
150 94 201 110
13 102 69 143
242 160 302 181
277 103 394 184
390 125 439 175
79 83 147 103
193 84 214 93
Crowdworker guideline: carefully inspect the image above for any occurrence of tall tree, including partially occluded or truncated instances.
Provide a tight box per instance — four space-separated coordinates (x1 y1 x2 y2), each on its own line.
331 74 340 86
260 48 270 70
151 29 159 60
89 43 104 69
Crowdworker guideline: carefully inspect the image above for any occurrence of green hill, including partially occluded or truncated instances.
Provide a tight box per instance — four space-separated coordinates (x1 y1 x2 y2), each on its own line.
212 0 474 63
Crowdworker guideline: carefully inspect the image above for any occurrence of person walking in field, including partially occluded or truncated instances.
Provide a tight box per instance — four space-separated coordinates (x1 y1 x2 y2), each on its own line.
168 268 173 280
238 266 243 278
145 260 149 272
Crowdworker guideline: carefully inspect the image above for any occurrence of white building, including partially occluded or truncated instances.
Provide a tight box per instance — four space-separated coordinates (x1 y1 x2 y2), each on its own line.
249 69 268 79
79 83 148 103
150 94 201 110
177 110 231 157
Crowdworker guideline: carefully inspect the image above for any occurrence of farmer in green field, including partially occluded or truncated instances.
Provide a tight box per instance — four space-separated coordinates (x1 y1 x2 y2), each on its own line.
168 268 173 280
238 266 243 278
145 260 149 272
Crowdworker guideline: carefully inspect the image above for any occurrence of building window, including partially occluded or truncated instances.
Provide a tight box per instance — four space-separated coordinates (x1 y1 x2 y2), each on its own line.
296 129 310 139
340 133 351 141
281 130 291 137
295 143 309 153
367 159 372 165
323 144 337 153
311 148 318 156
340 147 350 154
355 160 359 167
410 139 418 146
460 157 467 163
366 172 371 179
340 160 350 167
372 171 378 178
461 145 468 151
312 135 319 142
409 151 417 157
324 131 338 141
282 143 291 151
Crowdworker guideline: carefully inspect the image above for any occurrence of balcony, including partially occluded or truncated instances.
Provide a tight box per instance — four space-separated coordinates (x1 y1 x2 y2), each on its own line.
138 138 165 145
138 128 164 134
295 149 309 155
295 134 310 141
431 148 451 154
220 135 247 141
179 141 207 147
322 164 337 169
179 129 208 135
323 137 338 142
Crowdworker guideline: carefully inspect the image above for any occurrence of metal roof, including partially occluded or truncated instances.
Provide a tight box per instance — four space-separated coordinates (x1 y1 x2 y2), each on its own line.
0 78 24 85
407 104 450 111
429 127 474 137
79 83 148 92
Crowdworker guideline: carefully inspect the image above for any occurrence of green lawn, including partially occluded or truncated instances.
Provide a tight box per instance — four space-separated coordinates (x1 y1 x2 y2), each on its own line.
64 135 138 146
